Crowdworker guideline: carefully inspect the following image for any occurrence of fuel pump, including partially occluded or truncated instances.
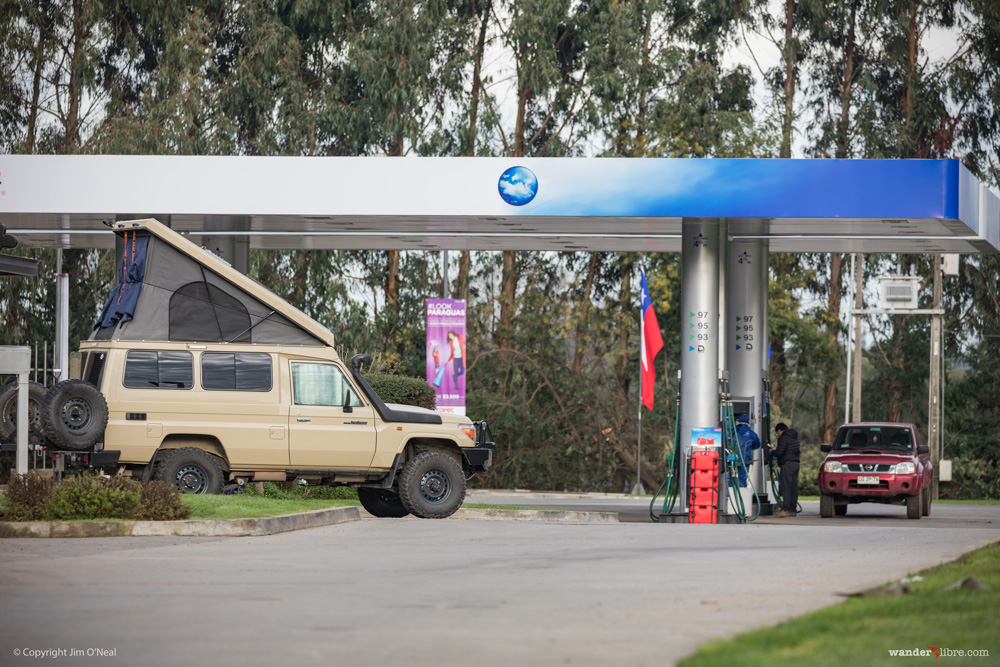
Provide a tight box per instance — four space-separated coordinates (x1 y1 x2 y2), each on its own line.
649 376 682 522
720 375 759 522
651 371 754 524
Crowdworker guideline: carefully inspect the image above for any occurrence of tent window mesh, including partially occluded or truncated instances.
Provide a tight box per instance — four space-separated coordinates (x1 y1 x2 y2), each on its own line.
169 282 252 342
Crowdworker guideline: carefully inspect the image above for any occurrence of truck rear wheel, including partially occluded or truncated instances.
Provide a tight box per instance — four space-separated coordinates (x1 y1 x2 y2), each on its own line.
0 381 46 444
819 493 834 518
834 504 848 516
39 380 108 451
397 451 466 519
155 447 224 494
357 487 410 518
906 493 921 520
922 486 931 517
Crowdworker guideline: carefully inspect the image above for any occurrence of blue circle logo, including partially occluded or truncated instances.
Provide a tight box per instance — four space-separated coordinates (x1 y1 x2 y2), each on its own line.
498 166 538 206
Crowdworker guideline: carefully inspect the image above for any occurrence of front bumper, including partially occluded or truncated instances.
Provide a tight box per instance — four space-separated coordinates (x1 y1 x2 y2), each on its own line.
819 472 921 498
461 421 495 472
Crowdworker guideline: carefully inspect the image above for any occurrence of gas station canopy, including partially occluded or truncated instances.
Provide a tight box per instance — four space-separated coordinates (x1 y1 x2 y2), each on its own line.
0 155 997 254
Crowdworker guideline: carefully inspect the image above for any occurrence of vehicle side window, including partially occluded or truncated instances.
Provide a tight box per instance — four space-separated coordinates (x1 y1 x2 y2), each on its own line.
291 363 363 407
202 353 272 392
123 351 194 389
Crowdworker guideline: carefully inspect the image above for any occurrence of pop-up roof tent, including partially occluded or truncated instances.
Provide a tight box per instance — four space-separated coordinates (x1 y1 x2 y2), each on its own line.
92 219 332 347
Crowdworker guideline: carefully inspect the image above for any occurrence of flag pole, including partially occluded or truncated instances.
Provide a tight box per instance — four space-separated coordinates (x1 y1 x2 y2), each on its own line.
633 268 646 496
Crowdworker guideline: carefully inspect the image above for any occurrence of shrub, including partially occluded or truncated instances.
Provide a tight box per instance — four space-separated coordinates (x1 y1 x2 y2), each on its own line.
364 371 436 410
137 480 192 520
47 475 136 520
2 472 56 521
1 473 191 522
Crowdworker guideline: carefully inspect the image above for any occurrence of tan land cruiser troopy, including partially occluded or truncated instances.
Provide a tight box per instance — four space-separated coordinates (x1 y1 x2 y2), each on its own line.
31 219 494 519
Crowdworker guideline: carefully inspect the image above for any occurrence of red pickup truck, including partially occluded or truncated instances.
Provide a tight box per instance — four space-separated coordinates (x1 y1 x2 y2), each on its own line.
817 422 932 520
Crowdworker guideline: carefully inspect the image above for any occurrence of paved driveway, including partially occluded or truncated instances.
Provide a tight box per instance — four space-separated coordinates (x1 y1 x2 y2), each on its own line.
2 500 998 666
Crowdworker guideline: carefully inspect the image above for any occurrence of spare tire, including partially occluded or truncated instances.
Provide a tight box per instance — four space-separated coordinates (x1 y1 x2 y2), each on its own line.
0 380 46 444
40 379 109 451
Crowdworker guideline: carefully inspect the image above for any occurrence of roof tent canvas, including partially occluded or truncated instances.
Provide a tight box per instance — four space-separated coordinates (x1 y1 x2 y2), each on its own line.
92 220 326 346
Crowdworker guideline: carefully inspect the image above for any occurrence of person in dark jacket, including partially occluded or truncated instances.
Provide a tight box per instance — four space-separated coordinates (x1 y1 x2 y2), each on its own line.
771 422 800 517
735 414 761 487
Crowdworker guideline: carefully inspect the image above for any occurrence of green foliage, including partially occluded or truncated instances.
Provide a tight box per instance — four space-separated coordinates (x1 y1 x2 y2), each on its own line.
0 473 191 522
364 371 436 410
47 475 140 520
239 481 359 501
1 471 56 521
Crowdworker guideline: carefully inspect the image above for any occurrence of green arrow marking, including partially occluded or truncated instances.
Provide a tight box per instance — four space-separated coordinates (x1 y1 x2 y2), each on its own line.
690 323 695 329
690 334 695 340
736 325 741 331
736 316 741 322
690 312 695 318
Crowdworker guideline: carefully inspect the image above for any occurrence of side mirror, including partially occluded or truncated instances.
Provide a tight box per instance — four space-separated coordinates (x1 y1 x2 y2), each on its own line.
343 389 354 414
820 444 831 453
917 445 929 456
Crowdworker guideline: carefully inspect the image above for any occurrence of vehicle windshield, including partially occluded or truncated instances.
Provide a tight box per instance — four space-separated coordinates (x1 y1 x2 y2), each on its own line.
835 426 913 452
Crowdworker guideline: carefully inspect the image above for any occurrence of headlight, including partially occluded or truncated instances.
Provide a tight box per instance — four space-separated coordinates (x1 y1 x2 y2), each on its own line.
458 424 477 440
823 461 842 473
894 462 916 474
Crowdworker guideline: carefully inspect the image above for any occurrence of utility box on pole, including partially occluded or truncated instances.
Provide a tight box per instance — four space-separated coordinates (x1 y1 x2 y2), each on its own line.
877 276 922 310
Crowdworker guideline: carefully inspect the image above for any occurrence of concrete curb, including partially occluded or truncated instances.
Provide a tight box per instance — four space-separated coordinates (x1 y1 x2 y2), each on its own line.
0 505 362 538
451 508 619 523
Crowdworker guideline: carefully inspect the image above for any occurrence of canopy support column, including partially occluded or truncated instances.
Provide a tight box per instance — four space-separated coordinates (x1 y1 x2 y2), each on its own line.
679 218 721 513
727 236 771 514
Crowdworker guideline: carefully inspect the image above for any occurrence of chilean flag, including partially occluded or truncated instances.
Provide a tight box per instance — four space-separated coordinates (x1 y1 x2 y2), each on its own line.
640 270 664 410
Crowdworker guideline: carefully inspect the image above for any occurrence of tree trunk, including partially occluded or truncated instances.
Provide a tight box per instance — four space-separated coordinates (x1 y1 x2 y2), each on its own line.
63 0 87 153
497 250 518 348
513 76 530 158
821 253 844 445
903 0 917 133
836 2 857 159
27 24 46 153
467 0 491 156
386 250 399 305
615 258 633 406
456 250 471 301
573 253 601 374
780 0 796 159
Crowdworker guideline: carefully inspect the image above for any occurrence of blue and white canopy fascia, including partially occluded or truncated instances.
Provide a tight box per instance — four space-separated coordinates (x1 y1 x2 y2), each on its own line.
1 155 997 254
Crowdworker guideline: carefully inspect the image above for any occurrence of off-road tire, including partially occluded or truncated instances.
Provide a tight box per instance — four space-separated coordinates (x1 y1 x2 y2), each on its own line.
906 493 921 520
834 504 848 516
39 379 108 451
922 486 931 517
397 451 466 519
0 380 46 444
155 447 225 494
357 487 410 518
819 493 834 518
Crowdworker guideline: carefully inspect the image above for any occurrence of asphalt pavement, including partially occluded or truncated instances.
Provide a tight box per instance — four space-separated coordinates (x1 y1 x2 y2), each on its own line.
1 496 998 666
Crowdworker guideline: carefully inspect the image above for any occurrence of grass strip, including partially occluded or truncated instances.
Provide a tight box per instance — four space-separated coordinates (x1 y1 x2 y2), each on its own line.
183 495 358 520
182 495 541 519
680 541 1000 667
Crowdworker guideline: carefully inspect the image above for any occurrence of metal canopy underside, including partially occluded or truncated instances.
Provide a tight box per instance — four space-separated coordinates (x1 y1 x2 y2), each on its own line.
1 155 998 254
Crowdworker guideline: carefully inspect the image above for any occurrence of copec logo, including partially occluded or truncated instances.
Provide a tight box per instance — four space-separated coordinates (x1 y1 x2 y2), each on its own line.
498 166 538 206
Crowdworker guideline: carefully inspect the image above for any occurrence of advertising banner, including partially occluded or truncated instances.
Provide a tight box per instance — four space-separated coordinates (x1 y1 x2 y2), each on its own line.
426 299 466 415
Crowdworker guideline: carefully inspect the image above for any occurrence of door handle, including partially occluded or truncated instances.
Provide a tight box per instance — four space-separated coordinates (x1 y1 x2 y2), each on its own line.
297 417 311 422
